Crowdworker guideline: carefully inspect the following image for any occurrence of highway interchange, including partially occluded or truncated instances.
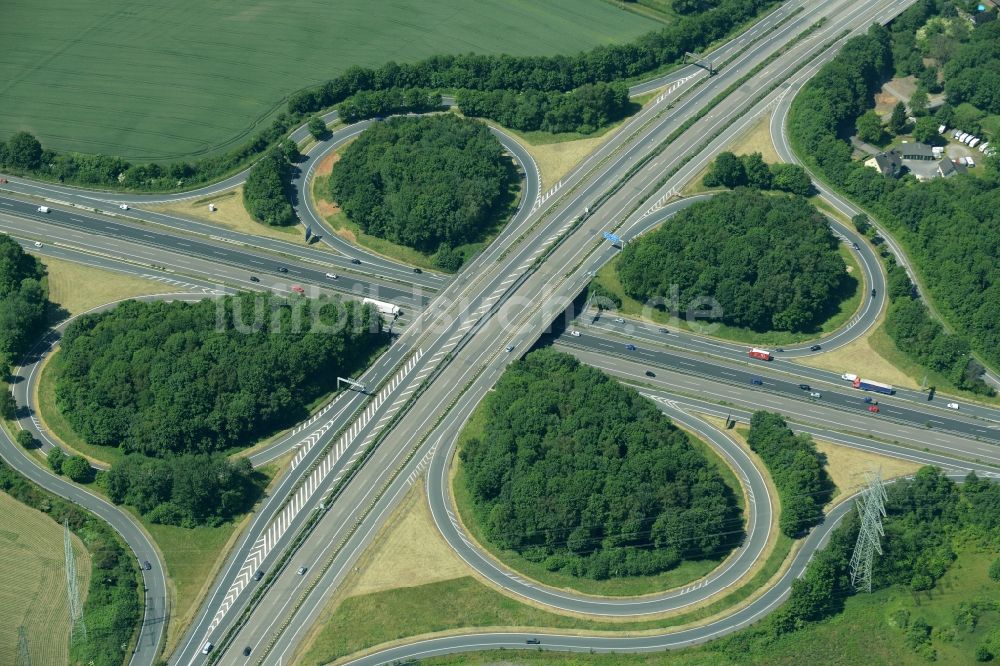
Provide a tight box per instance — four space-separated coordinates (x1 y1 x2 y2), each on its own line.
1 0 998 663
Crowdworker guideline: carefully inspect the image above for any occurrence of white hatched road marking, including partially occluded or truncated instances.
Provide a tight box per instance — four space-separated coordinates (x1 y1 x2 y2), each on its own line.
204 349 423 634
140 274 225 295
531 179 562 212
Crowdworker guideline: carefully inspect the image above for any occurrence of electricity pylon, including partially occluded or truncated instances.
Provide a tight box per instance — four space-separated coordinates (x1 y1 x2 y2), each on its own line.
64 519 86 641
849 469 888 593
16 625 31 666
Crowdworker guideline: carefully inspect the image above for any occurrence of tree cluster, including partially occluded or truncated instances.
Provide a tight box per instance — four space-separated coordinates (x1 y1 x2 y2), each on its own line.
746 412 834 537
0 0 779 194
461 349 741 581
105 454 258 527
0 459 139 666
943 21 1000 115
338 88 442 124
243 148 296 227
55 294 383 456
787 12 1000 390
702 151 813 195
329 115 507 256
716 467 999 658
456 82 631 135
0 233 49 368
47 446 93 483
617 190 849 332
288 0 778 116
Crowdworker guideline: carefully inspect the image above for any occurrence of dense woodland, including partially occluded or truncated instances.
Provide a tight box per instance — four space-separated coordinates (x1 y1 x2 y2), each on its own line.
330 115 507 261
746 412 834 537
616 191 849 332
0 0 778 192
104 454 259 527
243 147 296 227
338 87 442 123
55 294 383 456
0 234 48 368
0 460 139 666
460 349 741 580
716 468 1000 662
456 82 632 135
788 7 1000 388
703 151 813 196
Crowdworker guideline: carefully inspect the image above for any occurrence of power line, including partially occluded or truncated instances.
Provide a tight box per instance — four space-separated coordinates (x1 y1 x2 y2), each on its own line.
16 625 31 666
849 469 887 593
64 519 86 642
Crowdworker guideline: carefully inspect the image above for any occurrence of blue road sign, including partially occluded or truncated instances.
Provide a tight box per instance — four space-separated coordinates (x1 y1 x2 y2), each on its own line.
602 231 621 244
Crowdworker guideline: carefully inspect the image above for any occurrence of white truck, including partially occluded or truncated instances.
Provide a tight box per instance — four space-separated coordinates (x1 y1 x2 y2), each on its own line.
362 297 401 317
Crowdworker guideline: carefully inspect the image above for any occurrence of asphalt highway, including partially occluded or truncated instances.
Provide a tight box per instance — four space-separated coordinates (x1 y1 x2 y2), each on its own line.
0 0 952 663
559 327 1000 443
0 202 427 308
218 1 926 662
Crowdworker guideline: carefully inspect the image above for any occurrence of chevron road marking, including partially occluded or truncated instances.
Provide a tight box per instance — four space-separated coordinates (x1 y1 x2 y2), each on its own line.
204 349 423 635
139 274 225 295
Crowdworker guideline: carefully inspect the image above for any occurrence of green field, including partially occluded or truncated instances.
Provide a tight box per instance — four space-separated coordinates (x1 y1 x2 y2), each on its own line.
0 0 659 161
0 491 91 666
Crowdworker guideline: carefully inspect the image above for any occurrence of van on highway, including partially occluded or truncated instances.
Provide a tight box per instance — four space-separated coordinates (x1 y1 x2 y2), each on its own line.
946 402 959 410
37 206 49 213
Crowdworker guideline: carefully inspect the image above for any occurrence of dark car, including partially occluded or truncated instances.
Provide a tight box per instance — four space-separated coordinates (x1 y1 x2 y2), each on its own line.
775 348 785 352
871 288 876 297
625 344 636 351
243 646 252 656
143 561 152 571
526 638 541 645
277 267 288 274
645 370 655 377
249 276 260 283
809 344 822 351
413 268 422 274
253 570 264 581
658 327 668 334
751 377 763 385
798 384 810 391
351 258 362 265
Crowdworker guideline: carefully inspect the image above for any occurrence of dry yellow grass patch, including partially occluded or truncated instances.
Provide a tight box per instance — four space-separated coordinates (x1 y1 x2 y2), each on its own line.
350 481 468 596
793 327 921 390
727 114 781 163
42 256 173 316
523 131 622 192
0 491 91 666
145 186 319 249
815 439 921 506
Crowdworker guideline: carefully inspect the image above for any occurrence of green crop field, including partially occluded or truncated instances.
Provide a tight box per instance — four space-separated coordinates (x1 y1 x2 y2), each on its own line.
0 491 91 666
0 0 659 161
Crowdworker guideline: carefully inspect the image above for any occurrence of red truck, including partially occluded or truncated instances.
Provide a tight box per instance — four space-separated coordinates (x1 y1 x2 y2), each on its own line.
748 347 772 361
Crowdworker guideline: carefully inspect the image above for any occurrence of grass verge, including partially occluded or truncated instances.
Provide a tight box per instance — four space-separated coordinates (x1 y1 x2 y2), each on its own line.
41 256 174 319
419 544 1000 666
144 186 319 249
300 530 795 666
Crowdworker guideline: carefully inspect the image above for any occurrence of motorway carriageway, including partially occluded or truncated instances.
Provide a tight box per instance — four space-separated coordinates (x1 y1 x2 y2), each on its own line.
0 196 427 309
554 328 1000 446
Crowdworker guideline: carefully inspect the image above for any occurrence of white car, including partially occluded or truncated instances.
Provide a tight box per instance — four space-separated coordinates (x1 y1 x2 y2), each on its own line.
979 142 989 153
118 203 129 210
570 330 581 337
37 206 49 213
967 157 976 167
615 317 625 323
33 241 42 248
809 391 822 398
505 345 514 352
325 272 338 279
946 402 959 410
